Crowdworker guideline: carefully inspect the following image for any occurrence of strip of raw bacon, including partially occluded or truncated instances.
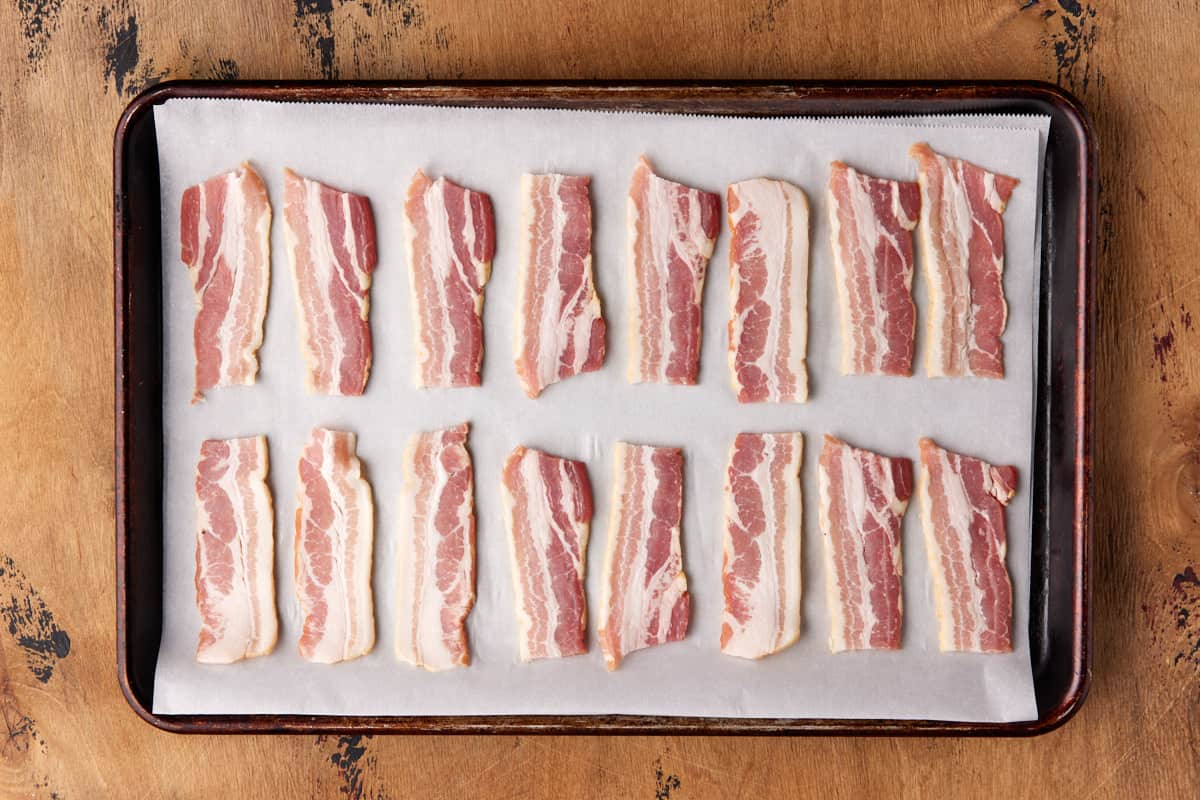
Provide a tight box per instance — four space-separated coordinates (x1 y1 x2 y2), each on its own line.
918 438 1016 653
910 144 1019 378
721 432 803 659
827 161 920 376
514 173 606 397
727 179 809 402
396 423 475 670
818 434 912 652
180 163 271 403
598 443 689 669
501 446 592 660
295 427 375 663
194 436 277 663
403 171 495 388
283 169 378 395
627 156 721 385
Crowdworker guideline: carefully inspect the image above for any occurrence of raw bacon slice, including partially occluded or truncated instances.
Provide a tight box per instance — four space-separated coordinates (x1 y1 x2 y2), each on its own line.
598 443 689 669
827 161 920 376
727 179 809 402
910 144 1019 378
403 171 496 388
818 434 912 652
721 432 803 659
514 174 606 398
282 169 378 395
627 156 721 385
918 438 1016 653
194 436 277 663
500 446 593 661
396 424 475 671
180 163 271 403
295 427 375 663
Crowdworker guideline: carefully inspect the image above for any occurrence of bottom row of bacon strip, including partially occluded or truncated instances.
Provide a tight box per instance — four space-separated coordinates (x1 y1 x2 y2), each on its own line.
728 433 1017 658
193 428 1017 668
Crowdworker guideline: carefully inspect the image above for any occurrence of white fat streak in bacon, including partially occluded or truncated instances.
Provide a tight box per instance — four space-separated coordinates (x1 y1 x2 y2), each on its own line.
395 425 474 671
404 174 491 387
914 147 1009 378
720 433 802 659
728 179 809 401
919 442 1011 652
195 436 276 663
627 159 717 384
283 171 373 395
828 165 914 375
215 170 267 387
624 185 645 384
501 454 551 659
515 174 600 396
295 428 375 663
193 178 210 270
599 443 688 668
500 448 589 661
819 439 907 652
514 175 535 392
185 165 270 400
815 451 845 649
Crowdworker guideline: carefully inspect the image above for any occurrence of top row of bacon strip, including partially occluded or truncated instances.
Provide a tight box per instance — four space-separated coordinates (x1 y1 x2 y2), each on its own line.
181 165 379 402
179 146 1017 402
826 144 1019 379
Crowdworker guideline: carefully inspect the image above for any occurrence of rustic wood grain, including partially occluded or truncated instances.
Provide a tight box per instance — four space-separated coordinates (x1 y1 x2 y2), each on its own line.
1 0 1196 797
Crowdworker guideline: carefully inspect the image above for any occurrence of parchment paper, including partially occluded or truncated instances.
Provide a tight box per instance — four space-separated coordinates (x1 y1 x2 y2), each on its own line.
152 99 1048 721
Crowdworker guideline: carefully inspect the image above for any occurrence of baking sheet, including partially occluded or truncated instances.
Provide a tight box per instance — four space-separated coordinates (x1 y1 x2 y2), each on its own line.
151 99 1048 722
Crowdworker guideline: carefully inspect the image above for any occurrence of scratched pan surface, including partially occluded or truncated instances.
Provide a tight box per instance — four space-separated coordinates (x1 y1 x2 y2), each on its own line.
113 81 1094 735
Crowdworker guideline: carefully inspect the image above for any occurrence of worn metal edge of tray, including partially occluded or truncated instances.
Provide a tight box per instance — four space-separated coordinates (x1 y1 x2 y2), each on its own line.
114 79 1094 736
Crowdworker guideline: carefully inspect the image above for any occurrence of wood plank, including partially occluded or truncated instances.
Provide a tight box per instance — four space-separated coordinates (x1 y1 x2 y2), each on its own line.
0 0 1197 796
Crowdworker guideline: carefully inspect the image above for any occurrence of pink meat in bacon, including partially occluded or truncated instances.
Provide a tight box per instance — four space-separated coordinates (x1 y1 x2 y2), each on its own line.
727 178 809 402
721 432 803 659
194 435 277 663
396 423 476 670
501 446 593 661
910 144 1018 378
818 434 912 652
627 156 720 385
403 171 495 388
180 163 271 403
828 161 920 376
918 437 1016 653
598 443 690 669
514 173 606 398
295 427 375 663
283 169 378 395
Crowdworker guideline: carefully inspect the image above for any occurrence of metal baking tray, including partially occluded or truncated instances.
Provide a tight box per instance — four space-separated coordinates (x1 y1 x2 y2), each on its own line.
114 80 1093 735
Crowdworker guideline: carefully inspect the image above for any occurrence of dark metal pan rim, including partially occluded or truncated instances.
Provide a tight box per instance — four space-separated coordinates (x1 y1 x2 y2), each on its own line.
114 79 1093 736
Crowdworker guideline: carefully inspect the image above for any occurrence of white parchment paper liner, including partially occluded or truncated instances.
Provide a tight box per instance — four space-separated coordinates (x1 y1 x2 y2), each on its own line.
151 99 1048 722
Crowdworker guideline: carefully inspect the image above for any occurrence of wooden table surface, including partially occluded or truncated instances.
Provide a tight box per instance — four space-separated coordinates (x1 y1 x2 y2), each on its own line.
1 0 1196 797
